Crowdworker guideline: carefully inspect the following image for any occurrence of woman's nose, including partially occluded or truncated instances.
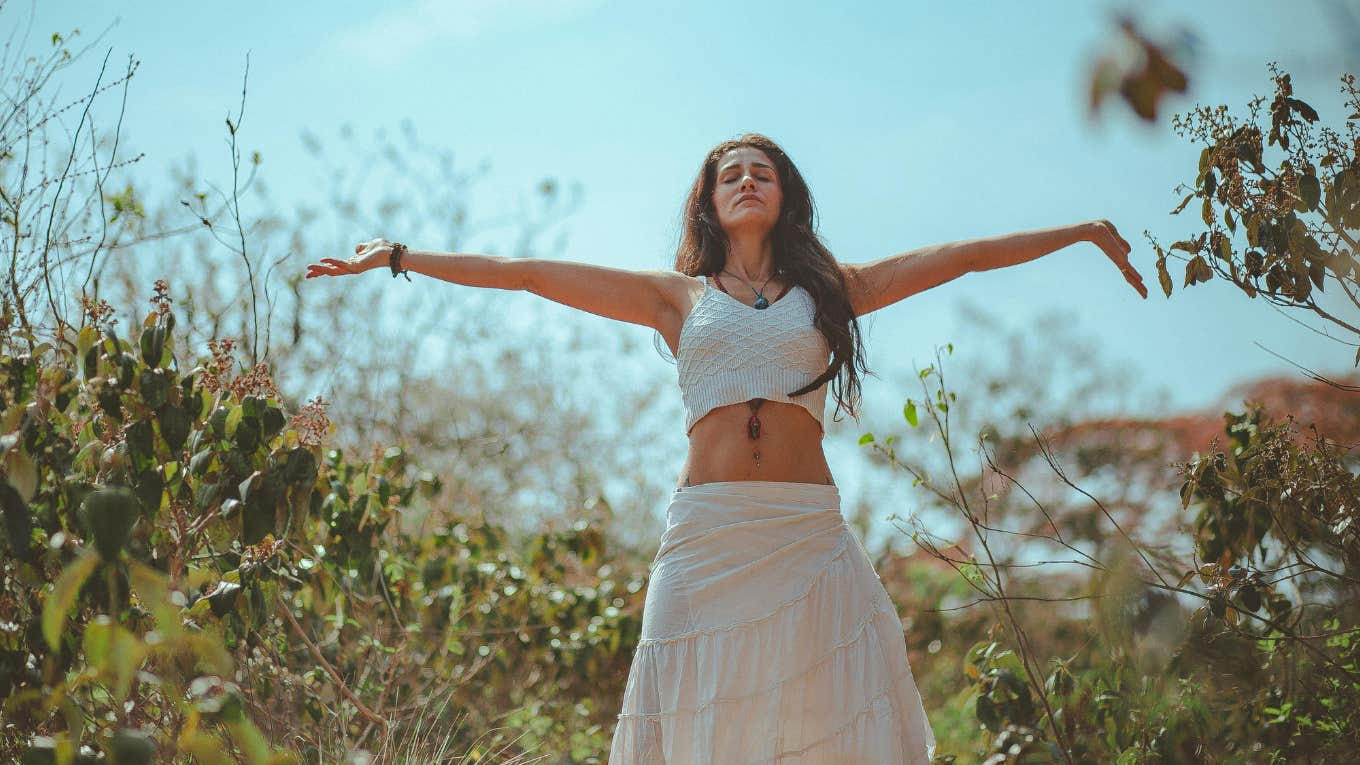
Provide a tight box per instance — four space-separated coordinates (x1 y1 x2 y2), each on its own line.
739 174 756 191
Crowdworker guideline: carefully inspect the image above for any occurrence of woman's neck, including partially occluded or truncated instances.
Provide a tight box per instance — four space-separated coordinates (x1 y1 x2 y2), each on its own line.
724 231 777 280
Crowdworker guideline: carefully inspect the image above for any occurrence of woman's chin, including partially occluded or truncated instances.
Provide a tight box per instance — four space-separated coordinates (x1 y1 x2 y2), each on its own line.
720 214 776 236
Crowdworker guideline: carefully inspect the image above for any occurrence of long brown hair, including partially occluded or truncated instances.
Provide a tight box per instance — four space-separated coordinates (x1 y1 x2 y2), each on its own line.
673 133 871 426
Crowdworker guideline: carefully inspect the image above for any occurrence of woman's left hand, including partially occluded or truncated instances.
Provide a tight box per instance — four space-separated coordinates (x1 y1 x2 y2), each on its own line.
1087 220 1146 299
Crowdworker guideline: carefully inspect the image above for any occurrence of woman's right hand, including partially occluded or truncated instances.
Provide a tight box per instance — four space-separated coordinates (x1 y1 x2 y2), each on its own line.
304 239 393 279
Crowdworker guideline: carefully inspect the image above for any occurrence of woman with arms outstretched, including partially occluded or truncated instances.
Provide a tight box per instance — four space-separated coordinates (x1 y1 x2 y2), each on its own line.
306 133 1145 764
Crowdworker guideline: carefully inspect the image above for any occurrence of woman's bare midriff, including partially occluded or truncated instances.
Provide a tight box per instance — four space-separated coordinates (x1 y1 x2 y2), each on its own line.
676 399 835 490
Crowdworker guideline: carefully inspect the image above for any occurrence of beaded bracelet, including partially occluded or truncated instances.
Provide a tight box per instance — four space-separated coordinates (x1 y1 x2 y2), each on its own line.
389 242 412 282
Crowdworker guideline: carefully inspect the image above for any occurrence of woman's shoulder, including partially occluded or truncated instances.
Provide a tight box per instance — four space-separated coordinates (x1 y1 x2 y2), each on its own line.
642 270 705 325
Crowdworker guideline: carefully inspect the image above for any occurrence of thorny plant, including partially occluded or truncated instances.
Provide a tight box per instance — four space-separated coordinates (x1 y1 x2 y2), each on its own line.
865 343 1360 762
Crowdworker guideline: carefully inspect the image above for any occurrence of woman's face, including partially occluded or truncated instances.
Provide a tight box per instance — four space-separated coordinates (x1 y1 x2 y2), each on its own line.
711 146 782 236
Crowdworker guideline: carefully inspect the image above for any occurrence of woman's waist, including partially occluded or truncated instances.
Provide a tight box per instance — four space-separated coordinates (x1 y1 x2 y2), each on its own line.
658 481 846 561
681 437 832 485
671 479 840 507
686 401 825 443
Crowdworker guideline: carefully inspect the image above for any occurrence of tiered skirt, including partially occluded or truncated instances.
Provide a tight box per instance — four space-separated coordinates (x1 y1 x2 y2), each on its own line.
608 480 936 764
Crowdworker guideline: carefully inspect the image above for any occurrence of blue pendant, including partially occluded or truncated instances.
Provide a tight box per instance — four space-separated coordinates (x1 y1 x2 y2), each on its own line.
754 296 769 309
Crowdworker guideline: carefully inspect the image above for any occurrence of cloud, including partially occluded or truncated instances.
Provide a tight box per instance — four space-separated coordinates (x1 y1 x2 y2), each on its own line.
323 0 605 68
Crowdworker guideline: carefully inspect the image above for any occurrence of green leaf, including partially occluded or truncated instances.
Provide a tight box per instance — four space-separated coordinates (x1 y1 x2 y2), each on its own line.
857 433 874 445
904 400 919 427
1184 255 1213 287
190 449 215 477
179 732 234 765
133 470 164 521
225 405 243 439
4 445 38 502
208 406 229 438
20 736 60 765
76 326 98 365
1170 193 1195 215
1288 97 1319 122
261 406 286 438
128 559 183 640
82 615 113 666
1309 260 1326 292
83 486 142 561
43 547 101 650
204 580 243 617
100 622 147 703
241 395 265 420
1214 232 1232 262
282 447 317 486
160 402 193 452
1156 254 1173 298
0 482 33 562
110 729 156 765
138 368 169 410
139 326 165 368
1299 173 1321 210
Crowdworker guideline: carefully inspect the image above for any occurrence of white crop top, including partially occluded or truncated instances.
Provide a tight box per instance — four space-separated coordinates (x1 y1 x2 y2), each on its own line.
676 275 832 436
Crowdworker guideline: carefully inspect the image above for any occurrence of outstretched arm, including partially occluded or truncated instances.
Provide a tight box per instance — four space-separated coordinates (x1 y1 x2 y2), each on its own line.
305 239 692 332
841 220 1145 318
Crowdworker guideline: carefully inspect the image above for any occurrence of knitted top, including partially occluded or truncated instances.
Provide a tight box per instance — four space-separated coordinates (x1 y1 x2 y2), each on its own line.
676 275 832 436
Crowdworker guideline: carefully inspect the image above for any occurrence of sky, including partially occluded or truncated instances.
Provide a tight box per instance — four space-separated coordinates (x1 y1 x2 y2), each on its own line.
13 1 1360 534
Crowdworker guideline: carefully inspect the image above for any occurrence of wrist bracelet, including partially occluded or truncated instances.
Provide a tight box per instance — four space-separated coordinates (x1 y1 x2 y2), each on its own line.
389 242 412 282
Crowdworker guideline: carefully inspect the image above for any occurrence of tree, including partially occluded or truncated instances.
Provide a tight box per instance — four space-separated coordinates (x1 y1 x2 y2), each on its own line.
0 12 143 344
1149 66 1360 371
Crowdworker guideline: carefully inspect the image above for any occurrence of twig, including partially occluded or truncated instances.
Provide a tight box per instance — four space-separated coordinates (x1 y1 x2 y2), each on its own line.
276 594 390 735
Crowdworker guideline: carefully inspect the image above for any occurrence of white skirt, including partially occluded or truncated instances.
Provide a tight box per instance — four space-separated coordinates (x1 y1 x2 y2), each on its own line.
608 480 936 764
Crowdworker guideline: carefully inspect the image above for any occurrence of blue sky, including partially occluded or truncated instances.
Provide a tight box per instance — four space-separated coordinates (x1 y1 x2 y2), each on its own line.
23 0 1359 417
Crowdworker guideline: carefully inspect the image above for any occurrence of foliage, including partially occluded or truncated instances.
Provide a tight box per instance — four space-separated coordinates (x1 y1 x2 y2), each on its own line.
1172 405 1360 762
1149 65 1360 365
0 288 647 763
0 12 144 344
867 340 1360 764
1088 17 1192 124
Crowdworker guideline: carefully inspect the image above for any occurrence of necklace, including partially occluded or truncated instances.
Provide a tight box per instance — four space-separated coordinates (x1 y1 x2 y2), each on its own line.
720 267 782 309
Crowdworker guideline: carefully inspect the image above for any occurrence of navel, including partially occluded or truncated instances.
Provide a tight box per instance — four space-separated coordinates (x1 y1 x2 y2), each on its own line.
746 398 765 470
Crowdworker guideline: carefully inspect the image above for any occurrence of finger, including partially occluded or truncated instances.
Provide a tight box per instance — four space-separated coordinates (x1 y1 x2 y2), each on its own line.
1123 266 1146 296
307 263 345 278
319 257 356 270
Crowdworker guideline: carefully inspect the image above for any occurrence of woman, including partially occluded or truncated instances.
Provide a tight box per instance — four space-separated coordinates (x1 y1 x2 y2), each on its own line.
306 133 1145 763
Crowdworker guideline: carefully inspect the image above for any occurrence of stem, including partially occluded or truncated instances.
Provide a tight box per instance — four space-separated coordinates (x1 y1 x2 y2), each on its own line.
277 593 390 735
